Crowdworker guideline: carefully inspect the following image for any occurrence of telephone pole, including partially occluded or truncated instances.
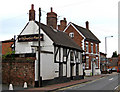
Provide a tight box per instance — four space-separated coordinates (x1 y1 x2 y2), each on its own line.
38 7 41 87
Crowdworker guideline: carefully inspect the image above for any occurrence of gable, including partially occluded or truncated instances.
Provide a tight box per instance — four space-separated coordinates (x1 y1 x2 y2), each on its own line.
64 23 85 39
20 21 39 35
64 22 101 44
65 24 84 47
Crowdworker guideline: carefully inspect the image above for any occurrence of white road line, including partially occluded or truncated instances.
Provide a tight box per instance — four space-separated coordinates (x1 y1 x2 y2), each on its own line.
114 86 118 90
109 78 113 80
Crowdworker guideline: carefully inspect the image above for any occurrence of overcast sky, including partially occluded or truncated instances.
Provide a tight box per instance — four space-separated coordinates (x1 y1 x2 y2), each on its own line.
0 0 119 57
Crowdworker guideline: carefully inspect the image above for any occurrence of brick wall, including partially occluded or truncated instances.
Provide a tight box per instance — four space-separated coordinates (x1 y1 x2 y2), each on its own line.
2 58 35 87
2 41 14 55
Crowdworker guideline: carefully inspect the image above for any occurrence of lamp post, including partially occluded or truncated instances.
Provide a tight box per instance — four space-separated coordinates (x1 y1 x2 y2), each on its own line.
105 36 113 55
105 36 113 70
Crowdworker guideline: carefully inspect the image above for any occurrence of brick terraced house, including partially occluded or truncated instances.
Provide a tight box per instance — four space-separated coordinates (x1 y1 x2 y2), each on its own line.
61 20 101 76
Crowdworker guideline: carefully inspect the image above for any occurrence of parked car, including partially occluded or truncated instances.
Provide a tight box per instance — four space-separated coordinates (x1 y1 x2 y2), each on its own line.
117 67 120 73
107 68 112 74
112 67 117 72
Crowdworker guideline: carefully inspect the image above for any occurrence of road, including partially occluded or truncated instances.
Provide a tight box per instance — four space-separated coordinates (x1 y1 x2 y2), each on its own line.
58 73 120 92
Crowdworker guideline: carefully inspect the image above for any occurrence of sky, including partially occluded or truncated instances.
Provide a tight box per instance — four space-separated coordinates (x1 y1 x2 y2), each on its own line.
0 0 119 57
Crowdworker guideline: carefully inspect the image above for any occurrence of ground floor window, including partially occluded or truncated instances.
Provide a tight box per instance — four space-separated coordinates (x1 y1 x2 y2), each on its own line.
96 57 99 68
86 56 89 69
76 64 79 75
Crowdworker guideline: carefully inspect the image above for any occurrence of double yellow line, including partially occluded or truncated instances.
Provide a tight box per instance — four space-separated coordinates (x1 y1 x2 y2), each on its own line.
54 77 105 91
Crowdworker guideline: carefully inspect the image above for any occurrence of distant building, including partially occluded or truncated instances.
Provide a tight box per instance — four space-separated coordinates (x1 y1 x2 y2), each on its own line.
107 57 118 71
118 54 120 66
63 20 101 76
2 39 14 55
100 52 107 73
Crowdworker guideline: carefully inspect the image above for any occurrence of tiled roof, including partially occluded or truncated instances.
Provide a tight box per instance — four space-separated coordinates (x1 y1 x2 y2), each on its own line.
35 21 83 51
72 23 101 43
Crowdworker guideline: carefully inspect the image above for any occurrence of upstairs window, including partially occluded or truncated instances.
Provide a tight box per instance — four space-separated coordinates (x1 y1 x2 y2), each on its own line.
69 32 74 38
86 42 89 52
91 43 93 53
96 44 98 54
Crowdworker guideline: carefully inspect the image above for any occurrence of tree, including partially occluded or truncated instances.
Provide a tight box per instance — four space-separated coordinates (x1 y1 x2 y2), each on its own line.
112 51 118 57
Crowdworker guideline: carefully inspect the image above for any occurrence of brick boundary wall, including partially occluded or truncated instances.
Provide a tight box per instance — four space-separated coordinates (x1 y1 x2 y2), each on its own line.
2 58 35 87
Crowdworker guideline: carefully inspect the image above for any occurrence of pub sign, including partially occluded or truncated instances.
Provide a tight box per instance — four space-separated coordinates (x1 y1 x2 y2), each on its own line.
18 34 44 42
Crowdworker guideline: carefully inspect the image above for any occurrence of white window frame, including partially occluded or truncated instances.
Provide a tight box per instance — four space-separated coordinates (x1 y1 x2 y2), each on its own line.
91 43 93 53
86 56 89 69
69 32 74 38
96 44 98 54
96 57 99 68
86 42 89 53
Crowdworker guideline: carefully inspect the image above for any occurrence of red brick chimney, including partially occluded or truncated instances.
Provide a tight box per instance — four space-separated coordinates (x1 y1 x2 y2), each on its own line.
29 4 35 21
58 18 67 31
86 21 89 30
47 7 57 29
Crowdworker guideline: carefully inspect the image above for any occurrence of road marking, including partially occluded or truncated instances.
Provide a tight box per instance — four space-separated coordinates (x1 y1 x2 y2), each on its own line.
57 82 89 91
57 77 106 91
114 86 118 90
109 78 113 80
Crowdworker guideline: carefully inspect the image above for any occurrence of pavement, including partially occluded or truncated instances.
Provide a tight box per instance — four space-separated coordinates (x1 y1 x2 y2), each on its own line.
2 73 116 92
24 73 113 91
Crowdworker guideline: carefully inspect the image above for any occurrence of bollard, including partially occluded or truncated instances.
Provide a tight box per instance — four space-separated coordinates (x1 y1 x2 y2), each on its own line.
24 82 27 89
9 84 13 90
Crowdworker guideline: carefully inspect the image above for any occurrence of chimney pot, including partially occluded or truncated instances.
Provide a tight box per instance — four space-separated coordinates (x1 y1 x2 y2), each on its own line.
29 4 35 21
86 21 89 30
47 7 57 29
64 18 66 21
58 18 67 31
31 4 34 10
51 7 53 12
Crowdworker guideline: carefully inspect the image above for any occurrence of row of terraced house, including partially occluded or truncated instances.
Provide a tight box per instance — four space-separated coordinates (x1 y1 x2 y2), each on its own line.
2 4 111 87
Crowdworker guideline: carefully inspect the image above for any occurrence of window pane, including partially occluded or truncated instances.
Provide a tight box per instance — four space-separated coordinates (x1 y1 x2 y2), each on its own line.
91 43 93 53
86 42 88 52
69 32 74 38
96 44 97 53
86 56 89 68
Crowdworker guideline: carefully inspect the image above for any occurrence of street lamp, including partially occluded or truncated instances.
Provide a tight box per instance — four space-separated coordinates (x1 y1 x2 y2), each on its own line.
105 36 113 56
105 36 113 71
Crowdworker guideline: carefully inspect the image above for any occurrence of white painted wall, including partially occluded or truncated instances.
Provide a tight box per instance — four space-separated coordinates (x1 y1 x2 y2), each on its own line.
15 21 54 54
67 56 70 77
54 63 59 77
40 53 54 80
63 64 66 76
85 70 92 76
79 64 83 75
95 69 101 75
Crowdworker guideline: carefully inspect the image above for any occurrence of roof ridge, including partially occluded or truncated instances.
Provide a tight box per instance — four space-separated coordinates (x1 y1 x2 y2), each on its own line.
71 22 101 43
